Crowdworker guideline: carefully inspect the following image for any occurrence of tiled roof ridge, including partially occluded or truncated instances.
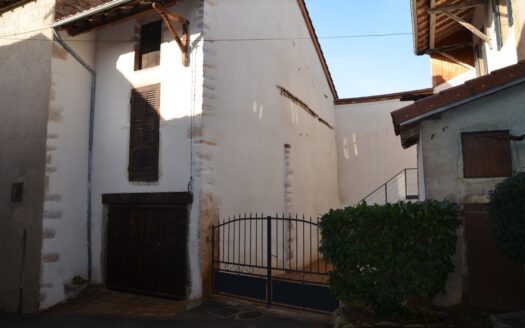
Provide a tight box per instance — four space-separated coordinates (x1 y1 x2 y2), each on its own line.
392 60 525 135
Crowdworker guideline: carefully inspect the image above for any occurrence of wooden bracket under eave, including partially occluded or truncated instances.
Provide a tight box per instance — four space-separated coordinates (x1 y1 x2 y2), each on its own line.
152 2 190 66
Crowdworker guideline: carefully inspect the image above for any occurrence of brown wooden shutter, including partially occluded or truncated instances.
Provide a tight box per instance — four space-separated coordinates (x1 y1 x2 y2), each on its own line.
135 20 161 70
129 84 160 181
462 130 512 178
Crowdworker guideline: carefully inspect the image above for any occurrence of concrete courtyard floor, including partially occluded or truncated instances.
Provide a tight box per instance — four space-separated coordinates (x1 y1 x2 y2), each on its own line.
0 287 330 328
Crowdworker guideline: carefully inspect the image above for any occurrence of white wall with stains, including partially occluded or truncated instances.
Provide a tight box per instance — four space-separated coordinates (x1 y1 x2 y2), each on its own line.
39 31 96 310
202 0 341 219
335 100 417 205
198 0 342 291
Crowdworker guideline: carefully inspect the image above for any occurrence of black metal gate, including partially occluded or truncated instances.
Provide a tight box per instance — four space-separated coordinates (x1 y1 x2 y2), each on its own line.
211 214 338 313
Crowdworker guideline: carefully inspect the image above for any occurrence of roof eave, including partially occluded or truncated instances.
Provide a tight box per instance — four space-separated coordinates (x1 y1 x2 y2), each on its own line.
410 0 423 56
51 0 136 29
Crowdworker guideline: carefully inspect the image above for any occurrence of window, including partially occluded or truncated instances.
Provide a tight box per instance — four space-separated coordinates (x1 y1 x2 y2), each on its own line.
492 0 514 50
129 84 160 182
462 131 512 178
135 21 161 70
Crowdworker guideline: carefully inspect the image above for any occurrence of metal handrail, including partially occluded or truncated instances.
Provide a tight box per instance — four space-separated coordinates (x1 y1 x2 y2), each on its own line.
360 168 418 204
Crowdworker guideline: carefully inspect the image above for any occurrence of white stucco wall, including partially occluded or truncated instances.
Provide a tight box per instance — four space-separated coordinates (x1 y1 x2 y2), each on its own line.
0 0 55 312
419 82 525 306
89 1 204 299
335 100 417 205
201 0 341 222
39 32 96 310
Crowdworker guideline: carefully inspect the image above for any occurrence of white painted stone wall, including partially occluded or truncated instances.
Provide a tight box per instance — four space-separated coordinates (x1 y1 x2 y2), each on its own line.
419 82 525 305
335 100 417 205
202 0 341 220
89 1 205 299
199 0 341 286
39 31 96 310
0 0 55 313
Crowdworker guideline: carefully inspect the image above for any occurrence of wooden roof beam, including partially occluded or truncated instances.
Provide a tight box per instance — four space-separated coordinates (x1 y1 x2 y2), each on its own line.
442 11 491 46
152 2 189 66
429 0 436 49
428 0 484 14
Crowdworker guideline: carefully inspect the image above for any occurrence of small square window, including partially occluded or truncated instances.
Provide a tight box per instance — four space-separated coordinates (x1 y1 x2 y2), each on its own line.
462 130 512 178
135 21 161 70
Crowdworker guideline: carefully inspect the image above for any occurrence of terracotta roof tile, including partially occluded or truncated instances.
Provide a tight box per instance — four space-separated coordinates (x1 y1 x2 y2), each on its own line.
392 60 525 136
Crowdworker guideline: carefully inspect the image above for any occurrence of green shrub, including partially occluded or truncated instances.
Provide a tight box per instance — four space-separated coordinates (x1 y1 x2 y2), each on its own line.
490 173 525 264
319 200 460 314
72 276 88 285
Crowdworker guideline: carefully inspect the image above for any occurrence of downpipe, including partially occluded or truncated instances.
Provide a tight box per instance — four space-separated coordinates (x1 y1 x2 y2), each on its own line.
52 29 95 282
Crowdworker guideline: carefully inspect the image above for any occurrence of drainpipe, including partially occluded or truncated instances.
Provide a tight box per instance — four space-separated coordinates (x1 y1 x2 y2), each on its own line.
52 29 95 282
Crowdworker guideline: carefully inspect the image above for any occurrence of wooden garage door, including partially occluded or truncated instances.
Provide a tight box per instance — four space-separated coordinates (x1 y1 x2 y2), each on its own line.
104 193 191 299
464 204 525 309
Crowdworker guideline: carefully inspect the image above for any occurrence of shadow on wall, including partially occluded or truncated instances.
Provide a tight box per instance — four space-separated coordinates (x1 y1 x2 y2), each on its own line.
517 19 525 61
0 32 53 313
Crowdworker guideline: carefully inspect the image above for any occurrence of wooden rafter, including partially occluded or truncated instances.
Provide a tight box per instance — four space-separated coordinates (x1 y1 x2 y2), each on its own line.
429 0 437 49
428 0 484 14
427 0 486 52
152 2 189 66
441 11 491 46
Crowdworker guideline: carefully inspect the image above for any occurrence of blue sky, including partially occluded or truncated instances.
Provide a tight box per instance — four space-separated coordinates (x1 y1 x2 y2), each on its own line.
305 0 432 98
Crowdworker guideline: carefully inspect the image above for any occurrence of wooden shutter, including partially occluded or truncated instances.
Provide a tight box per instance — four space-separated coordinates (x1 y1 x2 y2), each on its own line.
136 20 161 70
462 130 512 178
129 84 160 182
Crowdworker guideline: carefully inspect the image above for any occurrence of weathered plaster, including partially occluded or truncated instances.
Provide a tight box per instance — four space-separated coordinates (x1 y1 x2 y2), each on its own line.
39 30 95 310
202 0 341 222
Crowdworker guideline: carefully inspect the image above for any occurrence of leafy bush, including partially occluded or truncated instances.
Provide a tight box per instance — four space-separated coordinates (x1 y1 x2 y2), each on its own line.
72 276 88 285
490 173 525 264
319 200 460 314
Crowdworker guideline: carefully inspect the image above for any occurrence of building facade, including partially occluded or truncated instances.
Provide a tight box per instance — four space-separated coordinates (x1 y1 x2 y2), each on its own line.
389 0 525 308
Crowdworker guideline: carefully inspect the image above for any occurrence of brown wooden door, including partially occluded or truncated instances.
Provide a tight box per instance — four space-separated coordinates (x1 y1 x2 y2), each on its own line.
106 204 188 299
464 204 525 309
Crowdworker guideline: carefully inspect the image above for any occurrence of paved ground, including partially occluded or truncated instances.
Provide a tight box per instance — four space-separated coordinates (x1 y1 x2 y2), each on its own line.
0 299 330 328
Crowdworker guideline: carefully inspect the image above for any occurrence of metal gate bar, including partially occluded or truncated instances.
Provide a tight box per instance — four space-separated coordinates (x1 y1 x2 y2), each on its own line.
211 214 338 313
